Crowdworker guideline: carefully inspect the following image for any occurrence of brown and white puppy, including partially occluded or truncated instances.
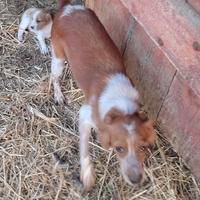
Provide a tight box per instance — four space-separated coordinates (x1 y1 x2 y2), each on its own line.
51 0 155 191
18 8 52 54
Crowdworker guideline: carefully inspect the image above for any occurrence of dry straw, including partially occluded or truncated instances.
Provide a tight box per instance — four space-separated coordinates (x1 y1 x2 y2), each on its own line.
0 0 200 199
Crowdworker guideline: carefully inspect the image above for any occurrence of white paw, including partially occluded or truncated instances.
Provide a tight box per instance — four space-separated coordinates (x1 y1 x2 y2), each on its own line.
81 162 96 192
17 34 24 42
54 90 65 105
40 46 49 55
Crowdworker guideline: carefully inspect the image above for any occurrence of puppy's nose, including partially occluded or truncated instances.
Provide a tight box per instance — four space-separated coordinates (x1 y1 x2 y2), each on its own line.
30 26 34 29
128 173 142 184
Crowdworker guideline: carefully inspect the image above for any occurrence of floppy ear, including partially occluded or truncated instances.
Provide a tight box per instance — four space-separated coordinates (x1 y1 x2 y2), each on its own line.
45 13 52 22
104 108 124 124
139 120 155 145
42 10 52 22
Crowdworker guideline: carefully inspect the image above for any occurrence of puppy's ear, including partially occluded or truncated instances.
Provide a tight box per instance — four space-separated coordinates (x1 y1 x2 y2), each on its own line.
138 120 155 145
104 108 124 124
43 10 52 22
45 12 52 22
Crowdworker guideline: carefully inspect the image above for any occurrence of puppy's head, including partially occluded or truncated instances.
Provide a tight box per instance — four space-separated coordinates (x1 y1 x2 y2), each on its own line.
29 9 52 32
98 109 155 185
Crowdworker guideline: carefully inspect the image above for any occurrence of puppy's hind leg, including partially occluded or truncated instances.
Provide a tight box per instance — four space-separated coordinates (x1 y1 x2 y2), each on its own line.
51 48 65 105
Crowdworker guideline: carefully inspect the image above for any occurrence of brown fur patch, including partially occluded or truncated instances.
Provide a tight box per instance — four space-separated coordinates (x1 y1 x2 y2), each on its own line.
36 10 52 30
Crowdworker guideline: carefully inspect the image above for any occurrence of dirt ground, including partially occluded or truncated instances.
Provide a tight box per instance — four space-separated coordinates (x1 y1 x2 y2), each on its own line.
0 0 200 199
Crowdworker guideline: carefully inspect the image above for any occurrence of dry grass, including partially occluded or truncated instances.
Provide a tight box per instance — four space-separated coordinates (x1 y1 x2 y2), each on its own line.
0 0 200 199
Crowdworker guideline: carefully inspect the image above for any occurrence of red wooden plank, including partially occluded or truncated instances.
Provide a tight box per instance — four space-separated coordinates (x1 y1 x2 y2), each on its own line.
187 0 200 13
159 73 200 180
121 0 200 99
86 0 132 54
124 22 176 119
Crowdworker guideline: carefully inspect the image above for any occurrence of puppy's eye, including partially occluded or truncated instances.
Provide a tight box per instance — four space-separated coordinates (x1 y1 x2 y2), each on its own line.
115 146 125 153
36 19 41 23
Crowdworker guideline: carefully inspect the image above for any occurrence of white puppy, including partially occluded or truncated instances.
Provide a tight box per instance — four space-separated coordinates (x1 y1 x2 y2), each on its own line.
18 8 53 54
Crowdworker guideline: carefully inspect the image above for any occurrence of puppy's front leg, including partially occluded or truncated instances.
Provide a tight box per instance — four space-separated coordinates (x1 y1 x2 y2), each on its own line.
18 15 29 42
79 105 96 192
37 33 48 54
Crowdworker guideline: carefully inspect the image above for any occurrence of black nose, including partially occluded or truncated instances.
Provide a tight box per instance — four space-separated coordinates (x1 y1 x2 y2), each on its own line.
129 173 142 184
30 26 34 29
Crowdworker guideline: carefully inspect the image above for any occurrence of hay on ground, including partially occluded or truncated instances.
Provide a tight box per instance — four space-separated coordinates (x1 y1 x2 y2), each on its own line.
0 0 200 199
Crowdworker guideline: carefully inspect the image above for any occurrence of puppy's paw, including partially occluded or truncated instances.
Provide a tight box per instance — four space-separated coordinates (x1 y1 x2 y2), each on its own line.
17 34 24 42
54 90 65 105
40 46 49 55
81 163 96 192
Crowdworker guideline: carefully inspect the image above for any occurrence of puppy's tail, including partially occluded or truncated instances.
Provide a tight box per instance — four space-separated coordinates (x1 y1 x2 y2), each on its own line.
57 0 83 9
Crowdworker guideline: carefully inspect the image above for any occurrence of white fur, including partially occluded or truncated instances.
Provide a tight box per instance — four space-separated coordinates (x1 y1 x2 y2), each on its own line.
81 157 93 176
18 8 52 54
79 104 95 128
120 139 142 185
80 156 95 189
123 123 135 135
99 73 139 120
79 104 96 190
30 10 42 33
17 9 35 41
62 5 85 17
127 139 136 158
51 50 65 104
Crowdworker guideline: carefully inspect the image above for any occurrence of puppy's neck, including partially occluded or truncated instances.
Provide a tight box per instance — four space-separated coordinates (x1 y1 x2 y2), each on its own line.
98 73 139 121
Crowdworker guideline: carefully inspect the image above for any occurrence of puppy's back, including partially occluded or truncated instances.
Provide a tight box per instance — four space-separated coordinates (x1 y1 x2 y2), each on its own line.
52 4 125 97
21 8 41 19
